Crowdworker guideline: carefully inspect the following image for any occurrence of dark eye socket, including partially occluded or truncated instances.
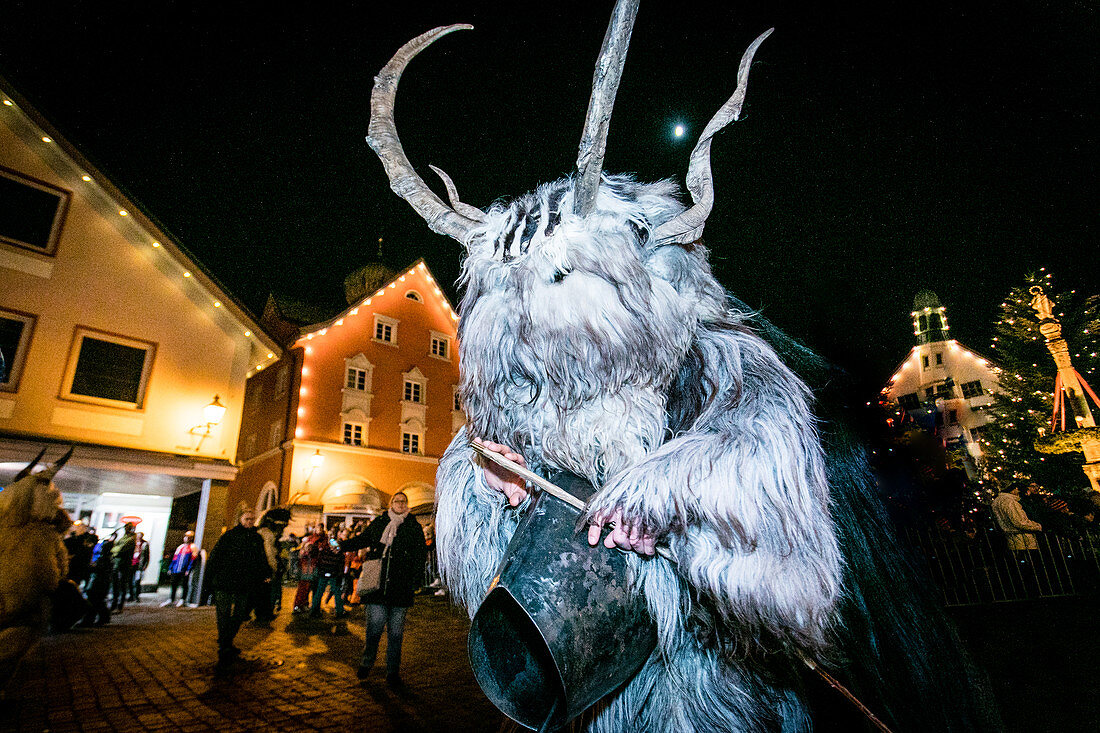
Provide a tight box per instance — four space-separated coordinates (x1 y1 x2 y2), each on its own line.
545 210 562 236
552 268 571 284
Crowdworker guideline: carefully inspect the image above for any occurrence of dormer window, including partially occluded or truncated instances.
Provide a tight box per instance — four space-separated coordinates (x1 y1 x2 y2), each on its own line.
343 422 364 446
346 367 368 390
373 314 398 345
961 380 984 398
430 330 451 361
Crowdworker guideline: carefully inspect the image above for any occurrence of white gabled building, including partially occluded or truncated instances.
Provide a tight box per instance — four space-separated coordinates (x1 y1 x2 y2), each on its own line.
0 77 281 569
882 291 1001 476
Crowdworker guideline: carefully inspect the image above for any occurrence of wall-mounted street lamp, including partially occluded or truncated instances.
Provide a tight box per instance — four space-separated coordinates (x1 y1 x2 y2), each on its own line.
289 449 326 506
190 395 227 450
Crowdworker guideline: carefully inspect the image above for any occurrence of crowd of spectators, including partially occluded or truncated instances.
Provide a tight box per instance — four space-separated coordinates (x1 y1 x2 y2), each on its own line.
55 502 439 682
58 520 161 628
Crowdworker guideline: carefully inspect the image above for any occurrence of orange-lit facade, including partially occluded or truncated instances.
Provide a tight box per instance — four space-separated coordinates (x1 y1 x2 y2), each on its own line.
226 260 464 531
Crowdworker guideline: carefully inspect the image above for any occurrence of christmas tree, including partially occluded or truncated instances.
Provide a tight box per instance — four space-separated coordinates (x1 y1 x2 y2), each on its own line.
978 271 1100 495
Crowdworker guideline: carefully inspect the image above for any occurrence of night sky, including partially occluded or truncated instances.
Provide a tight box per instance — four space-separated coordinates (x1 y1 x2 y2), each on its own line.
1 1 1095 392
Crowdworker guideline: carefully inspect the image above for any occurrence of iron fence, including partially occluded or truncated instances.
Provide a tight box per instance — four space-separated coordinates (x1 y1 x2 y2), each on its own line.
903 525 1100 606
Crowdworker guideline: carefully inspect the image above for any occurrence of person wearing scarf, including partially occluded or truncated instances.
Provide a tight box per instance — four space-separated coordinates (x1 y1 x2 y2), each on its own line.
340 492 426 686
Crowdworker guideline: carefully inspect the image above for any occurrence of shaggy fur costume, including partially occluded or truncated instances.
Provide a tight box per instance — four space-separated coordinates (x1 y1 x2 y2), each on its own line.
367 15 997 731
0 462 70 691
435 176 997 732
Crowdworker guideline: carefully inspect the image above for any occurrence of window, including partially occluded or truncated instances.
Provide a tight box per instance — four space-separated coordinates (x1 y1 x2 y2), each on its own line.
0 309 35 392
343 422 364 446
245 379 263 409
929 313 942 330
898 393 920 410
925 387 936 400
275 364 290 397
373 314 398 345
961 380 984 398
346 367 368 390
268 420 283 449
402 431 421 455
919 314 928 331
935 383 953 399
404 380 423 403
935 353 943 365
922 355 929 368
429 330 452 361
947 410 958 424
405 290 423 302
256 484 278 513
431 336 449 359
0 167 70 255
61 328 155 408
453 388 463 411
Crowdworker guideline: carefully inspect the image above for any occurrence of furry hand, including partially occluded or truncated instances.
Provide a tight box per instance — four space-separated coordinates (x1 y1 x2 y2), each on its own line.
472 438 529 507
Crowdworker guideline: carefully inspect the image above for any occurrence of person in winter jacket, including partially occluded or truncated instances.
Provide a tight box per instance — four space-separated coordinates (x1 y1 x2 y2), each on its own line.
991 483 1043 551
253 508 290 625
340 492 426 685
128 531 150 602
79 535 113 627
310 531 347 618
205 509 270 667
109 523 136 612
162 531 199 607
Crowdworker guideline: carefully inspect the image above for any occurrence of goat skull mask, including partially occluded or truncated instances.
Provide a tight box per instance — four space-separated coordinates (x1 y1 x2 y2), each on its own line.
368 3 772 478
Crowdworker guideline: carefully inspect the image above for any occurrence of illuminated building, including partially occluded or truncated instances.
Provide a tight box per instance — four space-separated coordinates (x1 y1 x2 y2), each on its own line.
226 259 463 533
0 79 281 567
882 290 1002 476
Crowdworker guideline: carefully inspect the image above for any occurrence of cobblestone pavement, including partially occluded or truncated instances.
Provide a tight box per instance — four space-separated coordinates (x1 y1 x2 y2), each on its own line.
1 587 500 733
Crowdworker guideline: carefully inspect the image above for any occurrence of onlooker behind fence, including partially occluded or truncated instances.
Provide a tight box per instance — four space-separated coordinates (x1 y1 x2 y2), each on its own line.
991 482 1043 553
206 508 271 668
129 531 150 602
162 531 199 607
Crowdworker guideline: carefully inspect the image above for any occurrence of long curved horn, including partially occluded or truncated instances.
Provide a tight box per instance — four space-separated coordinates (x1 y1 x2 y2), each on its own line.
652 28 773 245
39 446 75 480
367 24 483 245
573 0 641 217
429 165 487 222
11 447 48 482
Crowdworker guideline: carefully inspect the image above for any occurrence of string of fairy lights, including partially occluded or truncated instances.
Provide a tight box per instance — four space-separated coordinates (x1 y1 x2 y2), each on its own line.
290 261 458 442
1 92 279 377
876 270 1099 508
974 270 1098 492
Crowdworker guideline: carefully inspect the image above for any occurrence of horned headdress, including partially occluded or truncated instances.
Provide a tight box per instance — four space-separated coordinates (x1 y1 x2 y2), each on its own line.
367 0 772 248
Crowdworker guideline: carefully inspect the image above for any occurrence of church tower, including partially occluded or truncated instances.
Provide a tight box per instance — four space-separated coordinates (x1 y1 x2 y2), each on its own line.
912 289 950 345
883 291 1002 477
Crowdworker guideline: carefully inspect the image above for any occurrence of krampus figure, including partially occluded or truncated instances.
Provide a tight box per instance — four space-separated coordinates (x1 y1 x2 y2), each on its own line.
367 2 997 730
0 448 73 692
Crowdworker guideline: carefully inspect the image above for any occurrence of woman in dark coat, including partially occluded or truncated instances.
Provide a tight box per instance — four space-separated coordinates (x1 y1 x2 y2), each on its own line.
341 492 426 685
